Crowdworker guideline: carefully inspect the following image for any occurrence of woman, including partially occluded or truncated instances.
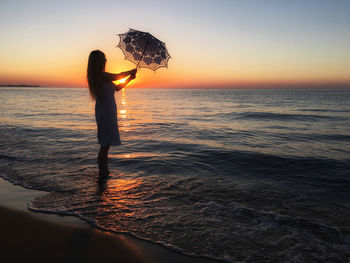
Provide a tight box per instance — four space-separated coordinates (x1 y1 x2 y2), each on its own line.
87 50 137 176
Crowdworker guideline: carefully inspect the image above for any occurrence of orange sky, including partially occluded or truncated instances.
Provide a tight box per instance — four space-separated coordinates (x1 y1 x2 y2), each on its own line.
1 1 350 88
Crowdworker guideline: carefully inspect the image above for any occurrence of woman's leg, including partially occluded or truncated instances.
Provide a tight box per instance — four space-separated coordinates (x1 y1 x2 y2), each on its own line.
98 145 110 176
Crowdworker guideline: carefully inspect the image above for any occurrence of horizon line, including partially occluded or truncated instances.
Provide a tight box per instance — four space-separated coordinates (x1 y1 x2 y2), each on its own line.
1 85 350 90
1 81 350 90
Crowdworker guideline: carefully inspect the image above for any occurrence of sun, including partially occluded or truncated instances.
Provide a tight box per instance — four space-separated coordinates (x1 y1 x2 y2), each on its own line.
119 77 127 83
113 77 128 86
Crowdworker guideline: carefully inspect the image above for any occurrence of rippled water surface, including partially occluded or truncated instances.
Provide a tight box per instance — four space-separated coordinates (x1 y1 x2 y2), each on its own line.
1 87 350 262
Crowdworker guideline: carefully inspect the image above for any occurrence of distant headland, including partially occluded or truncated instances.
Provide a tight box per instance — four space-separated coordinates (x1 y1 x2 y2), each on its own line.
0 84 40 87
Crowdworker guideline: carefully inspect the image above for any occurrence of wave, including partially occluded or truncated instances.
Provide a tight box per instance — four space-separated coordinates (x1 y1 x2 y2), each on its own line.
235 111 336 121
299 108 350 113
1 123 349 203
25 174 350 262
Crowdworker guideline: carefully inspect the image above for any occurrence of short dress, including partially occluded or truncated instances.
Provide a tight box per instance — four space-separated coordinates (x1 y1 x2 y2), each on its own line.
95 82 121 146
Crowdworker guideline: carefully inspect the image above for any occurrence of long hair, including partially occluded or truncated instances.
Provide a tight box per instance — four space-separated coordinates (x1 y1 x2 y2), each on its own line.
87 50 106 100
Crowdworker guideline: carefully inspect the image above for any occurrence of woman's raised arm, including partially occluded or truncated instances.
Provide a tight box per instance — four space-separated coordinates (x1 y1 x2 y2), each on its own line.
114 72 136 91
102 69 137 82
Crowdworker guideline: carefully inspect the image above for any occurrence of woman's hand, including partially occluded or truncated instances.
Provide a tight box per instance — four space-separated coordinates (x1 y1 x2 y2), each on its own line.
130 73 136 80
129 68 137 80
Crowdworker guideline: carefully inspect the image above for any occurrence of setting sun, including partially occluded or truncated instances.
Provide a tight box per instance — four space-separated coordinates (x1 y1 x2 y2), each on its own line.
112 76 129 87
119 77 127 84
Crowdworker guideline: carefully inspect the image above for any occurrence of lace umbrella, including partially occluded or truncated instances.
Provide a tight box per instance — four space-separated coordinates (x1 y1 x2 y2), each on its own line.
117 28 171 71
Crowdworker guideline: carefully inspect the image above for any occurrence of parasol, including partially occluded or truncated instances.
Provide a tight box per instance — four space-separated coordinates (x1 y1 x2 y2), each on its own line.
117 28 171 71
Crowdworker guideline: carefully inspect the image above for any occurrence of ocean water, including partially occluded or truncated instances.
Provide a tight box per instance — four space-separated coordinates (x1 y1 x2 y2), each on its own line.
1 87 350 262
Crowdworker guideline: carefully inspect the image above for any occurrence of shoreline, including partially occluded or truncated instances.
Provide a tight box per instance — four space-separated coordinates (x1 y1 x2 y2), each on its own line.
0 178 223 263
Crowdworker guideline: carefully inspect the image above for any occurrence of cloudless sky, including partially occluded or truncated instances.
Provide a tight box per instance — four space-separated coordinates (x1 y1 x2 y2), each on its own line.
0 0 349 88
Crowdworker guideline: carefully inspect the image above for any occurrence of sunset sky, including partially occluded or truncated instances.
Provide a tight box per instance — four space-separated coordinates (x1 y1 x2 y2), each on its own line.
0 0 349 88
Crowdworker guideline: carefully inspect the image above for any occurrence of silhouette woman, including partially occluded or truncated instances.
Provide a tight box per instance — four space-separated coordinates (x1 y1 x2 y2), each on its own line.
87 50 137 176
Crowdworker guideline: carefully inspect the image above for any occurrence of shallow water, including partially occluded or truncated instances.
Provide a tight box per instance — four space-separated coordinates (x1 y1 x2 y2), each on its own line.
1 87 350 262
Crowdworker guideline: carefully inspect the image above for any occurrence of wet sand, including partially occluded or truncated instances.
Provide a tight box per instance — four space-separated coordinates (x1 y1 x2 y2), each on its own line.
0 178 223 263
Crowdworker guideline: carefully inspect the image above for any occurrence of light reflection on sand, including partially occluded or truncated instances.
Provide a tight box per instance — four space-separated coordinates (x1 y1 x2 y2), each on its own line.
96 176 143 216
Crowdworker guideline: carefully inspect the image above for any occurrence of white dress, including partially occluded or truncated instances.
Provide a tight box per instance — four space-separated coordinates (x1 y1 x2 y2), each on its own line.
95 82 121 146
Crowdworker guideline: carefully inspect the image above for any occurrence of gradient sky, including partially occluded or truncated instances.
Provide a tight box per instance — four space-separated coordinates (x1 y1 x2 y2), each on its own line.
0 0 349 88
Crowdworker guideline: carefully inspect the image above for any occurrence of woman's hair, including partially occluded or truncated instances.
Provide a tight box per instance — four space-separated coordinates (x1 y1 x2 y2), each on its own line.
87 50 106 100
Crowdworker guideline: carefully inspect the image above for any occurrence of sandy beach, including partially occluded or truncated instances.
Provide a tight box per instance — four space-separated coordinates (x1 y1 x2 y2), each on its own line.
0 178 223 263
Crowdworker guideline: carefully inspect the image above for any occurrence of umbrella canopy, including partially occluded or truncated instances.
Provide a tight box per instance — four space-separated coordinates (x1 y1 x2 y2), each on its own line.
117 28 171 71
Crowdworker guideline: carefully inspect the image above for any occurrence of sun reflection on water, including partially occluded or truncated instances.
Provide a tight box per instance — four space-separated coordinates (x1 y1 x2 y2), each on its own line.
109 152 157 159
119 89 128 119
96 175 143 216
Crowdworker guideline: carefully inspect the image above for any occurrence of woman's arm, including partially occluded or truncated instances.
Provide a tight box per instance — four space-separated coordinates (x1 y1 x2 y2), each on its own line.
102 69 137 82
114 73 136 92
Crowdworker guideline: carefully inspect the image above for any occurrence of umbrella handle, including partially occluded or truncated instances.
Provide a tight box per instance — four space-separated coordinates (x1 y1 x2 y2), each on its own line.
136 41 149 68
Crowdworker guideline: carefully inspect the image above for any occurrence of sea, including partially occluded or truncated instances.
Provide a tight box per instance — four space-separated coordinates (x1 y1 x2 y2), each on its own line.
1 87 349 262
